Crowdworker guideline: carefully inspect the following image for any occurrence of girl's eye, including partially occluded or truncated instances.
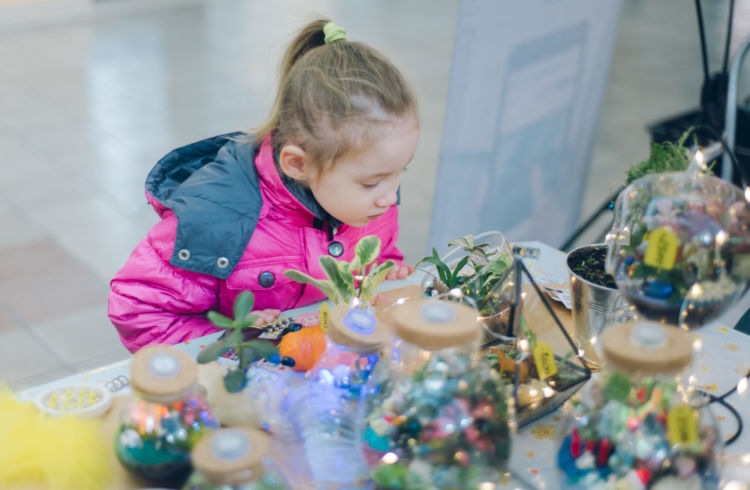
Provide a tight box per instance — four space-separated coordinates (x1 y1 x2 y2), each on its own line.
362 181 380 189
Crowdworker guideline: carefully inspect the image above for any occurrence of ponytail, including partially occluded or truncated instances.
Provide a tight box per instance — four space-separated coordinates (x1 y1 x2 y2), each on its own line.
251 18 417 173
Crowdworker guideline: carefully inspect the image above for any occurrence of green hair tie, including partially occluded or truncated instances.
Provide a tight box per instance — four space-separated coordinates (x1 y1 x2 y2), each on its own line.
323 22 346 44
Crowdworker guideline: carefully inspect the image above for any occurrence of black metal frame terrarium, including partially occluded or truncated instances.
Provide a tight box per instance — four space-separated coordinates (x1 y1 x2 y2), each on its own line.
481 255 593 428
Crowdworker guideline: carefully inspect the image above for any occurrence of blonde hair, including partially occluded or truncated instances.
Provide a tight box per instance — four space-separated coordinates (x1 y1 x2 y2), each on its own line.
252 18 417 173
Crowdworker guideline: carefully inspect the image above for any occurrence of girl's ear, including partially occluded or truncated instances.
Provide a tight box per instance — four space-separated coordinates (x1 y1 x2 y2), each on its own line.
278 144 312 182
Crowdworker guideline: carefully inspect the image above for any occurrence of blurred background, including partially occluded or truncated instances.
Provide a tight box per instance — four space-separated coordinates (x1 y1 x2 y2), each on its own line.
0 0 748 389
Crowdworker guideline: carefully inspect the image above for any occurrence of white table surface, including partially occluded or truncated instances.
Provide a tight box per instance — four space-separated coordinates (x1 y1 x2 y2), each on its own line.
18 241 750 489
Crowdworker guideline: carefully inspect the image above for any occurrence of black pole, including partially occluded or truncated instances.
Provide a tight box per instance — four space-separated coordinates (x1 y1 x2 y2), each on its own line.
695 0 711 84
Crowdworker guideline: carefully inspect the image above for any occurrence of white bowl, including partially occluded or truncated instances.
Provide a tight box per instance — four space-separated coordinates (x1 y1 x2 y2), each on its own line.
35 382 113 418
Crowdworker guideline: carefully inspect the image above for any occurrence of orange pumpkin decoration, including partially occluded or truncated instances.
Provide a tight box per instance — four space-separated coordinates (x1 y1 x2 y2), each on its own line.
278 326 326 372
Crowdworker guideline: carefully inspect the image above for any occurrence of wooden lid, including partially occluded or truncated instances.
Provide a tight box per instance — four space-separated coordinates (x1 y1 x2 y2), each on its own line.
191 428 269 485
130 345 198 400
328 306 390 353
600 321 693 375
392 299 480 350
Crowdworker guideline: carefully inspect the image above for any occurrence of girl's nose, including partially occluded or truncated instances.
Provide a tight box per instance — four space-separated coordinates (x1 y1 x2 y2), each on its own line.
376 187 398 208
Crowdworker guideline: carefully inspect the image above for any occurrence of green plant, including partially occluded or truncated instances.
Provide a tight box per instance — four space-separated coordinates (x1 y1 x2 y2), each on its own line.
283 235 394 306
625 126 705 183
417 233 513 315
196 291 279 393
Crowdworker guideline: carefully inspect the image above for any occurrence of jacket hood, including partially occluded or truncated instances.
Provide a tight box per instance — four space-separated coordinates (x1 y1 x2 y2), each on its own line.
145 132 262 279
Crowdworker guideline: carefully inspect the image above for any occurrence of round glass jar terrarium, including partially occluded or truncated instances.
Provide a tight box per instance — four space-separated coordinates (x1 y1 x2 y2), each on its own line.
606 167 750 328
183 427 289 489
115 345 220 487
358 299 513 489
556 321 722 489
418 230 515 340
293 306 391 486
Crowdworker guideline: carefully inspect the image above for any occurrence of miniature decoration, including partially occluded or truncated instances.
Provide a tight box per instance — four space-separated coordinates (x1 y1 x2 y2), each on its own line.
277 326 327 372
284 235 394 307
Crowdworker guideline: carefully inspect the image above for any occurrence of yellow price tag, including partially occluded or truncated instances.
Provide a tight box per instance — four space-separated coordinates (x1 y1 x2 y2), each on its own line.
667 404 699 446
319 302 330 334
533 341 558 380
644 227 679 270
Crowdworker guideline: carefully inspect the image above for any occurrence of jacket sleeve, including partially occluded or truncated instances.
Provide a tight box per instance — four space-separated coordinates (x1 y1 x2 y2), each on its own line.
378 205 406 266
108 217 220 353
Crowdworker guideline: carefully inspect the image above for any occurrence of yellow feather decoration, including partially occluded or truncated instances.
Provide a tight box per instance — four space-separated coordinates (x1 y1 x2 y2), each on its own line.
0 388 113 490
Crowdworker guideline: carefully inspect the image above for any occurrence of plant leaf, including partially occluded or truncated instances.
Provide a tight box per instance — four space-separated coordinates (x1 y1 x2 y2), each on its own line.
319 255 355 304
359 260 395 304
239 346 260 370
244 340 279 359
207 311 235 329
449 255 470 287
223 369 246 393
354 235 381 268
284 269 338 303
197 339 228 364
232 291 255 323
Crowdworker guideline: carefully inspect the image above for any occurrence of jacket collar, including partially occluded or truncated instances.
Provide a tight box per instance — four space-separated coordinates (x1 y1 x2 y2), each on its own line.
255 135 343 229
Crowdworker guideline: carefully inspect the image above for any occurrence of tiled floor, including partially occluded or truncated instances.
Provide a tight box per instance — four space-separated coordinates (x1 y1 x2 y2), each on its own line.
1 0 748 389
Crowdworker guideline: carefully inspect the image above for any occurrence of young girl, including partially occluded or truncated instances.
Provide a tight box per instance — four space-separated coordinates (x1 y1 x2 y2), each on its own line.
108 19 419 353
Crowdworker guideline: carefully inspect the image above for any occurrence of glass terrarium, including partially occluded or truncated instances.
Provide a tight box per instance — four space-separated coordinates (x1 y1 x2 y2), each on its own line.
357 299 513 489
293 306 391 487
115 346 220 488
418 231 515 339
606 158 750 328
184 427 289 490
480 255 592 428
556 321 722 488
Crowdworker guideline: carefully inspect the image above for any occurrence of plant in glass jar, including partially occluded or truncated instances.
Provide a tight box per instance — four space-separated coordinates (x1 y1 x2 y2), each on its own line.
284 235 394 307
417 231 513 336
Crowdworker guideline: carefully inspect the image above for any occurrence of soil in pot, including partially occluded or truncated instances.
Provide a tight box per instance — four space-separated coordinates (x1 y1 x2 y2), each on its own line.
567 246 616 289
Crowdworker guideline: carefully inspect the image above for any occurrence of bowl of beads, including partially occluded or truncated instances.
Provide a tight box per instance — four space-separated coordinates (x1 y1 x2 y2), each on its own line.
35 382 113 418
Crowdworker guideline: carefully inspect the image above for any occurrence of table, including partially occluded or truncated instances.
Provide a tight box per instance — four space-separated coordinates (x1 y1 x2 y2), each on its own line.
18 241 750 489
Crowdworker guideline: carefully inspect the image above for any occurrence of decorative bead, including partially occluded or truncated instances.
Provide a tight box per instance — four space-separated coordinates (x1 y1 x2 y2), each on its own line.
281 356 295 367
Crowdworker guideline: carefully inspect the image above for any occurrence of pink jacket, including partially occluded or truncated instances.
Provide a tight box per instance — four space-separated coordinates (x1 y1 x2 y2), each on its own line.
109 134 404 352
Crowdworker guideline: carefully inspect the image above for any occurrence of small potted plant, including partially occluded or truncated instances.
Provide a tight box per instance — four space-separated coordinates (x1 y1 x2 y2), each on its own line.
283 235 394 307
197 291 279 393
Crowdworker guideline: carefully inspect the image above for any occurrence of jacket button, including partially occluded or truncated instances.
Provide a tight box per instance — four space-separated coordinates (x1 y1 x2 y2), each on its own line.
178 249 191 261
328 241 344 257
216 257 229 269
258 272 275 288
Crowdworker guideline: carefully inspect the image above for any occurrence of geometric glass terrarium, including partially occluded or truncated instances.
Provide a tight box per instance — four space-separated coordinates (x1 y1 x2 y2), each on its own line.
606 151 750 329
481 255 592 428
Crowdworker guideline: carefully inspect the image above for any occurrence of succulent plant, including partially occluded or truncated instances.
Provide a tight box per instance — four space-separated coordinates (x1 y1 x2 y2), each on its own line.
196 291 279 392
284 235 394 306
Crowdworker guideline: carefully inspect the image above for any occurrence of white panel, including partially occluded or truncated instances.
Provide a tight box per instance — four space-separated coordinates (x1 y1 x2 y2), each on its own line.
429 0 622 251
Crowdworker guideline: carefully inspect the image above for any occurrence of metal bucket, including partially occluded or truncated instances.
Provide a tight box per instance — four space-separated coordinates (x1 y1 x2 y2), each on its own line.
566 244 628 369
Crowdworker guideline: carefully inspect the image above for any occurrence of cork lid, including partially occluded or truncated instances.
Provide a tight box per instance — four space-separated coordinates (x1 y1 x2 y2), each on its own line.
130 345 198 401
191 428 269 485
328 306 390 353
392 299 480 350
600 321 693 375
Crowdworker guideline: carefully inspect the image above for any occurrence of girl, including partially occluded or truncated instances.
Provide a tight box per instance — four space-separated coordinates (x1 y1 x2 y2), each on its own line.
108 19 418 352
